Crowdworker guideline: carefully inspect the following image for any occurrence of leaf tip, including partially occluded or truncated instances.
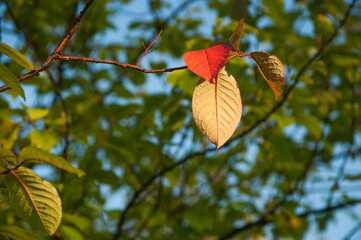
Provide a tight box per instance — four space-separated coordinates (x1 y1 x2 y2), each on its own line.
77 171 86 178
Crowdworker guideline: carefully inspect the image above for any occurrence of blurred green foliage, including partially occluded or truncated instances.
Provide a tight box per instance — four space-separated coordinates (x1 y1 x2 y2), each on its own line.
0 0 360 239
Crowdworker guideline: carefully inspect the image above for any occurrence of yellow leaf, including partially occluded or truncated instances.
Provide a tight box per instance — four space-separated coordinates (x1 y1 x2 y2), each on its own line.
250 51 285 100
192 67 242 149
27 108 49 121
290 216 302 229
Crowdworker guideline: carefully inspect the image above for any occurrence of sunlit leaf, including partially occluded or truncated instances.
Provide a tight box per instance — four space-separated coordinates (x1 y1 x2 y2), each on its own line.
183 44 232 83
0 43 34 71
19 147 85 177
0 64 25 101
192 67 242 148
27 108 49 121
250 51 285 100
2 167 62 234
227 18 244 52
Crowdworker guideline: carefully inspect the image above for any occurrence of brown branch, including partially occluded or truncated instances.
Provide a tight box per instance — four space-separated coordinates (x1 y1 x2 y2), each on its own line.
0 161 24 175
0 0 95 93
326 77 357 206
219 199 361 240
111 0 357 238
220 138 321 240
56 55 188 73
110 150 206 240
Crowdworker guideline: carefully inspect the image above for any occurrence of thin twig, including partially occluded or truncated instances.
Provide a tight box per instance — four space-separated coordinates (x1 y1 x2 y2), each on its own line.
220 199 361 240
136 29 163 66
343 220 361 240
327 77 357 207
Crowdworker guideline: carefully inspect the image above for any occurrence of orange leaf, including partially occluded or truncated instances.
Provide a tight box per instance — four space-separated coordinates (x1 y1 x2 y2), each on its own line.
183 44 232 83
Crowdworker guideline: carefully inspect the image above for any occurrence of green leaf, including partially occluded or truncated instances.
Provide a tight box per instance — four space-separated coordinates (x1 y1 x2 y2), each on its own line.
29 129 60 151
167 70 197 95
192 67 242 149
184 204 214 231
0 43 34 71
0 234 8 240
19 146 85 177
0 64 25 101
62 213 90 232
0 226 41 240
60 225 84 240
2 167 62 235
250 51 285 101
295 112 322 138
0 188 11 212
227 18 244 52
0 148 18 165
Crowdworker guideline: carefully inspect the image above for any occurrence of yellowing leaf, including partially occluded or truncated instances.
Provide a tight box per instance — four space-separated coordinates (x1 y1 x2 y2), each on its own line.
27 108 49 121
250 51 285 100
192 67 242 149
0 43 34 71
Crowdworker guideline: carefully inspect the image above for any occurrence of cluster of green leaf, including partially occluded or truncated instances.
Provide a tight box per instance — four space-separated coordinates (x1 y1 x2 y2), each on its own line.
0 0 360 239
0 43 32 100
0 147 84 238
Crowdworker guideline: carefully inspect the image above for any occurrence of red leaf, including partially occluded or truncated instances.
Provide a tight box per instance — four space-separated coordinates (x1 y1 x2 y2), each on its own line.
183 44 232 83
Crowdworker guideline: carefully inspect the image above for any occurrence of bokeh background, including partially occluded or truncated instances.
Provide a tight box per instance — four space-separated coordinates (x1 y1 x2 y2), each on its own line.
1 0 361 239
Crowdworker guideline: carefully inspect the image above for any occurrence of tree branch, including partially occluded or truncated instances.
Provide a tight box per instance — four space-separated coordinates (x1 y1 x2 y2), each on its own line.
219 199 361 240
56 55 187 73
0 0 95 93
